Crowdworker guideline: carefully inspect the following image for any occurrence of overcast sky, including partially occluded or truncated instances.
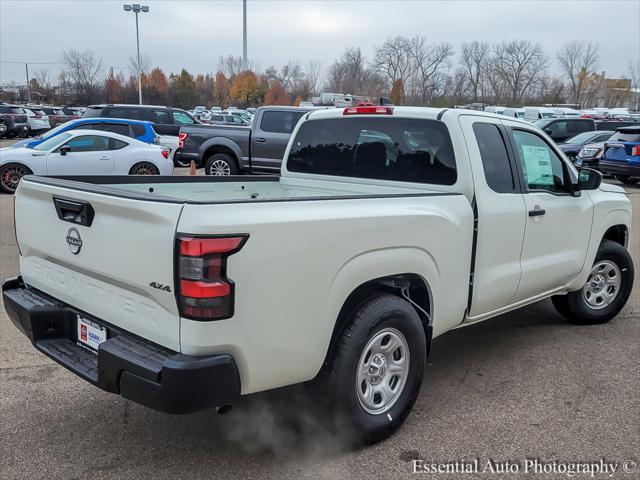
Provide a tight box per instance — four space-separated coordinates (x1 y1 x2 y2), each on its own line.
1 0 639 85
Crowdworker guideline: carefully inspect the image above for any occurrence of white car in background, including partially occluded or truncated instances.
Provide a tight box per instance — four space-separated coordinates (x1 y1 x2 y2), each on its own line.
21 107 51 134
0 129 173 193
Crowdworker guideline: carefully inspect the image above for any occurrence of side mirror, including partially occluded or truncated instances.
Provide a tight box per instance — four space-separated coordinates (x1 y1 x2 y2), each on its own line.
544 128 553 136
577 167 602 191
59 145 72 156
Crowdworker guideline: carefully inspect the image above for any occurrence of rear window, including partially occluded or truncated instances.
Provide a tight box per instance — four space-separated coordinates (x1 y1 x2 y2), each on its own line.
131 124 147 137
287 117 457 185
609 130 640 142
0 106 24 114
83 107 102 118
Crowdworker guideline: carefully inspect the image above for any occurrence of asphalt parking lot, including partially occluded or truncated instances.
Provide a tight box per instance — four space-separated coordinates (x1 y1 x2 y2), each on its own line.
0 140 638 479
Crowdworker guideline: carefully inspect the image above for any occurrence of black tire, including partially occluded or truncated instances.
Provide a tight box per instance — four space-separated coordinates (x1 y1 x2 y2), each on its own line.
552 240 634 325
323 294 426 445
174 157 191 168
0 163 32 194
129 162 159 175
616 176 639 185
204 153 239 176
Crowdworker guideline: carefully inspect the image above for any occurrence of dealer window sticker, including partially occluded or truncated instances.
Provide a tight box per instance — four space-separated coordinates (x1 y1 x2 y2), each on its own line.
521 144 554 186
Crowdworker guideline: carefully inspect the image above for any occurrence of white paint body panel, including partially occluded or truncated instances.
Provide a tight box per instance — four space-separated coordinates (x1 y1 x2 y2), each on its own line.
12 107 632 396
0 129 174 176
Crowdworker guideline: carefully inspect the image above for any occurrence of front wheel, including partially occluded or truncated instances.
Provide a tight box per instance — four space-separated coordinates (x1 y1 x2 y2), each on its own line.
552 240 634 325
616 176 639 185
0 163 32 194
323 294 426 444
204 153 238 176
129 162 160 175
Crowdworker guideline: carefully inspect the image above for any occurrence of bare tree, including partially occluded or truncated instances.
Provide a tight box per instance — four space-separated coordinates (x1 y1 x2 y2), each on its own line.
409 38 454 104
280 61 303 92
492 40 547 102
325 48 367 94
62 49 104 104
557 40 599 106
460 41 490 103
295 61 322 98
217 55 258 78
374 36 414 91
128 54 152 78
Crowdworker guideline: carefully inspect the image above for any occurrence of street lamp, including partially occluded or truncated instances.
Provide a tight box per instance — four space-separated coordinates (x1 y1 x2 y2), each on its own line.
123 4 149 105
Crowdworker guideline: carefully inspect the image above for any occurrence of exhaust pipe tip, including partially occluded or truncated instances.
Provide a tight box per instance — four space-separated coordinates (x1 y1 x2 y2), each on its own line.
216 404 233 415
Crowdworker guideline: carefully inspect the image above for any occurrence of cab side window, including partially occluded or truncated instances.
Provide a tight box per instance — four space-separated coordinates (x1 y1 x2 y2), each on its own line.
62 135 110 153
511 129 569 194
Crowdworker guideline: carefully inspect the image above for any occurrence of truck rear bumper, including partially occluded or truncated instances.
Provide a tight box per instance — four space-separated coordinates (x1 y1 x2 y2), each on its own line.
2 276 240 414
598 161 640 178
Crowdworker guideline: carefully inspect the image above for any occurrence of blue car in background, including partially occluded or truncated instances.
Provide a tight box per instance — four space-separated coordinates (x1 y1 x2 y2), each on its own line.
599 126 640 186
9 118 157 149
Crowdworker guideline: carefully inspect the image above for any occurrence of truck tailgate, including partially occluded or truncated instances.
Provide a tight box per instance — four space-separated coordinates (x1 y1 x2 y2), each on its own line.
14 179 184 351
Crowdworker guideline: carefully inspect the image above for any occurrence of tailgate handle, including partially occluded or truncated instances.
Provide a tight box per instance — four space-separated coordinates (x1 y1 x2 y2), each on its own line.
53 197 95 227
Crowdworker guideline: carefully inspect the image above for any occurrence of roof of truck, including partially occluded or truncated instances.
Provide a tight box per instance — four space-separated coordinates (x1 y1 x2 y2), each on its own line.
304 106 532 127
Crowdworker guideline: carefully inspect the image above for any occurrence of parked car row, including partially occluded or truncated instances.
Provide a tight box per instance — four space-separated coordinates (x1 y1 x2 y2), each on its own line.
0 103 86 138
0 126 172 193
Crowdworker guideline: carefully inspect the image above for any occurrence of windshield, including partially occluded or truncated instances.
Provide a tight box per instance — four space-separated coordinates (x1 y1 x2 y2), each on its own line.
31 132 72 151
565 132 597 144
35 121 73 140
541 112 556 119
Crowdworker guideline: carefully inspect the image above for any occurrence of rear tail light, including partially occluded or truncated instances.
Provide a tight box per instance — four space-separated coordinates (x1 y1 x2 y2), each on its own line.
632 146 640 156
343 106 393 115
161 149 169 159
178 132 187 149
176 235 248 320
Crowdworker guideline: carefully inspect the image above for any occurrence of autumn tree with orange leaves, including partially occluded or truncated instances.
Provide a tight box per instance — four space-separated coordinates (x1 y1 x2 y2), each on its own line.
230 70 261 107
264 81 289 105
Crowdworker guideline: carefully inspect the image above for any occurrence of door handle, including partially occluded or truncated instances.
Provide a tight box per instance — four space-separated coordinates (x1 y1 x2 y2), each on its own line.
528 206 546 217
99 155 110 160
254 137 266 143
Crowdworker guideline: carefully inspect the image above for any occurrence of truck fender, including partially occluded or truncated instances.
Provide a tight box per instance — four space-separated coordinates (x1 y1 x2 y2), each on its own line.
198 137 243 163
313 247 441 378
565 208 632 292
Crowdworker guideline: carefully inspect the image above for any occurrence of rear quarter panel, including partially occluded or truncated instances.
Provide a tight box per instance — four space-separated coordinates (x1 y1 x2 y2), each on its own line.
178 194 473 394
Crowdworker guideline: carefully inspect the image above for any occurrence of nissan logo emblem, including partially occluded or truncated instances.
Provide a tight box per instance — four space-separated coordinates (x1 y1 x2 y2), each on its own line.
66 228 82 254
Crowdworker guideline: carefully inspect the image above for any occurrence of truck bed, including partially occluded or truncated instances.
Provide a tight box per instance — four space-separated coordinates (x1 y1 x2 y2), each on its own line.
23 175 449 204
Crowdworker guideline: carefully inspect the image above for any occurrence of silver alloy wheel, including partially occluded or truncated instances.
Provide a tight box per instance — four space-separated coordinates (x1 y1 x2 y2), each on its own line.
356 327 410 415
131 163 158 175
1 165 28 192
582 260 621 310
209 159 231 175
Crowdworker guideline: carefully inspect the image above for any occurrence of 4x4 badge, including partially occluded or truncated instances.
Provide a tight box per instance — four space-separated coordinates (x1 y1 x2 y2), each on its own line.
149 282 171 293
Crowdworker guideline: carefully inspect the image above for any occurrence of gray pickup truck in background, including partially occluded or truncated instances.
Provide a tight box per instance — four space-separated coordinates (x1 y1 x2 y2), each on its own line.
176 106 315 175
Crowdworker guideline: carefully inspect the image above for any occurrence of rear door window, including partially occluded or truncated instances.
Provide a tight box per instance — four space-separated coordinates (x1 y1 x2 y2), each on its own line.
260 111 305 133
473 123 515 193
131 124 147 137
149 109 170 124
104 107 144 120
287 117 457 185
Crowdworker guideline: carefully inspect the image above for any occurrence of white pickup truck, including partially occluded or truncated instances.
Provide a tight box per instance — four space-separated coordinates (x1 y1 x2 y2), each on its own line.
3 106 634 444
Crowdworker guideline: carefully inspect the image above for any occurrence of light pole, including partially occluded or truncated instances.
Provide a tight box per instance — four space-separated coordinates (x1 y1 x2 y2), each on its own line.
123 4 149 105
242 0 247 69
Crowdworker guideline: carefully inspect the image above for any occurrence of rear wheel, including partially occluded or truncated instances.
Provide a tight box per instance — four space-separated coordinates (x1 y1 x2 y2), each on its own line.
129 162 159 175
322 294 426 444
616 176 639 185
0 163 32 194
552 240 634 325
204 153 238 176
